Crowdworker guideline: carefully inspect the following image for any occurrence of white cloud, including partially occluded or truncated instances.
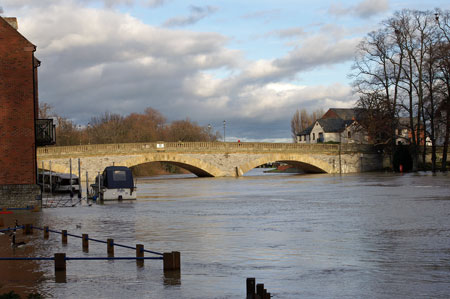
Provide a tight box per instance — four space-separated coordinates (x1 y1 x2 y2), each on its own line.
163 5 218 27
3 0 362 140
329 0 389 18
269 27 307 39
354 0 389 18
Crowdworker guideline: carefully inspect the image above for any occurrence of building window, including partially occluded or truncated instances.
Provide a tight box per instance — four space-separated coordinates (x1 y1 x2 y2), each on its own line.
348 131 351 139
313 133 315 140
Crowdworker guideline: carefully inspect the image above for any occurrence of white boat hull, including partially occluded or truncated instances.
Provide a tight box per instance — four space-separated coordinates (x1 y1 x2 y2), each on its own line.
101 188 136 201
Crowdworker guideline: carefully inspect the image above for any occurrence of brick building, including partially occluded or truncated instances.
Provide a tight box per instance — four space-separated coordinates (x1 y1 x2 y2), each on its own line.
0 17 44 207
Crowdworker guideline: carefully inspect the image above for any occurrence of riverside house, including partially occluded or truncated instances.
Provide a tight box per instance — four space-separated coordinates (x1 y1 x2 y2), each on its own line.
297 108 368 144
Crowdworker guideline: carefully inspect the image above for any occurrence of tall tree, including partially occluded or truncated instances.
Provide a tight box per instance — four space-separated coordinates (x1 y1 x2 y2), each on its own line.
351 26 401 166
435 9 450 171
351 9 450 171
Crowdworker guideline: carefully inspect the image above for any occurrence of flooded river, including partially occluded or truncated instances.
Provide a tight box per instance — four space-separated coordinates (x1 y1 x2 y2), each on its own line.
1 170 450 298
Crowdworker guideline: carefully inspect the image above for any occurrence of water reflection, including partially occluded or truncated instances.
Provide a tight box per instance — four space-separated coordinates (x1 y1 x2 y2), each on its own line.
1 171 449 298
0 216 47 297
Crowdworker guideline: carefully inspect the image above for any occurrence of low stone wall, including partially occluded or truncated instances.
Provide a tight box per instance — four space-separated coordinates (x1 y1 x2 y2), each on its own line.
0 184 41 208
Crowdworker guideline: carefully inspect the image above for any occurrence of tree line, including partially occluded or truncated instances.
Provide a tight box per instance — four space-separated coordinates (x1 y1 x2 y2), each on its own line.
351 8 450 171
39 103 221 146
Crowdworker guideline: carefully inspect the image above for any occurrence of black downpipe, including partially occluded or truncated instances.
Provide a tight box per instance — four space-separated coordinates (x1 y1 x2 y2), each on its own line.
32 51 38 185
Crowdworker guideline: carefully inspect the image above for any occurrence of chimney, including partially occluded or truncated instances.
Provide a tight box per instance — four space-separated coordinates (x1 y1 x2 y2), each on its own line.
4 17 18 30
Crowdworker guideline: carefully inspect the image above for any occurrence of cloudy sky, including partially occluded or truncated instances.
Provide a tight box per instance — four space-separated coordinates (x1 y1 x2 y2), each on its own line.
1 0 449 142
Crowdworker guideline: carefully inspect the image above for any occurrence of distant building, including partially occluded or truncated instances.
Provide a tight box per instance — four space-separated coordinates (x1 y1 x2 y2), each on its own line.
297 108 368 144
396 117 439 146
0 17 55 208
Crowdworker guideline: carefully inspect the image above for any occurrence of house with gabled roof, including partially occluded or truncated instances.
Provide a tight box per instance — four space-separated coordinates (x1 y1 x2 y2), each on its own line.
297 108 369 144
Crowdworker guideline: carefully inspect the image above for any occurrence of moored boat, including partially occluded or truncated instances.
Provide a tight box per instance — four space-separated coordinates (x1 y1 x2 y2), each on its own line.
90 166 136 201
38 171 80 194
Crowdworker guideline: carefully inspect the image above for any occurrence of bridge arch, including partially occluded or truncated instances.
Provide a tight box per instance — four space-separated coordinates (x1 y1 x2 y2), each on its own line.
237 153 333 176
122 153 225 177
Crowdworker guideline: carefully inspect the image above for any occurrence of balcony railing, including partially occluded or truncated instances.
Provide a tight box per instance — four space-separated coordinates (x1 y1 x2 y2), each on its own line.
36 119 56 146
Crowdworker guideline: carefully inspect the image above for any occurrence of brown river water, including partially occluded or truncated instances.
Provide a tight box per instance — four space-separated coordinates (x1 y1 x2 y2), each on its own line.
1 170 450 298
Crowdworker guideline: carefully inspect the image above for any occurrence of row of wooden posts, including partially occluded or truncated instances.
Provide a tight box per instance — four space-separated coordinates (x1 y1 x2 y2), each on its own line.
16 224 181 280
246 277 271 299
3 221 273 295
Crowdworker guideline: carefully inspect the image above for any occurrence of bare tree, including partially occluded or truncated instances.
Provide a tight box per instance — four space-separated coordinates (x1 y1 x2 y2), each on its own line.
290 108 323 142
351 26 402 167
38 102 55 119
435 9 450 171
351 9 450 171
290 109 301 141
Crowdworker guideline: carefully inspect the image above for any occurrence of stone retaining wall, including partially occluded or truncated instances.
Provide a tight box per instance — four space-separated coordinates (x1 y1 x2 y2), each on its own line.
0 184 40 208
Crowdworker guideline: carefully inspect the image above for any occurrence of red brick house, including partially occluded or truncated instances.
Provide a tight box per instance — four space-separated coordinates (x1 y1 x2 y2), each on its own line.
0 17 54 208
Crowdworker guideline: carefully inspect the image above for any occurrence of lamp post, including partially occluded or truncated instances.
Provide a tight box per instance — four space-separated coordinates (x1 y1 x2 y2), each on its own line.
223 120 226 142
339 131 342 175
338 124 348 175
87 123 91 145
78 125 82 145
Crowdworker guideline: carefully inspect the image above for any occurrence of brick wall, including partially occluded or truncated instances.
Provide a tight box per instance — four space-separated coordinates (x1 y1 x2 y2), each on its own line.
0 17 38 185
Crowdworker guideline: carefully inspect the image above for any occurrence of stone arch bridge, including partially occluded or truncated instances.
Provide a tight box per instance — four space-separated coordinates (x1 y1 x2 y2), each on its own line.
37 142 382 179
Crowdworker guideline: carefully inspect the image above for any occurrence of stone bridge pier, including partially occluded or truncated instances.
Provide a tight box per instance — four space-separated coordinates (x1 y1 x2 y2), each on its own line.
37 142 383 180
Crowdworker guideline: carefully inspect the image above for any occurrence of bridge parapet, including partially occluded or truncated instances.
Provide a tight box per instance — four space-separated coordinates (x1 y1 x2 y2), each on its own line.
37 142 376 157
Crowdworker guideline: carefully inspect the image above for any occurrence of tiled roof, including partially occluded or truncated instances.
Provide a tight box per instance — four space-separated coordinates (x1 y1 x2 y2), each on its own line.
325 108 365 121
298 123 314 135
317 118 354 133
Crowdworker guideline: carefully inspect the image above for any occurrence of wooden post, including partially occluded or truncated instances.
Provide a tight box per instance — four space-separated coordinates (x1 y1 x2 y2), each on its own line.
62 230 67 244
164 251 181 271
54 253 66 283
172 251 180 271
49 161 52 197
78 158 82 199
23 224 33 235
163 252 173 271
107 238 114 257
256 284 264 298
69 158 73 199
44 226 49 239
82 234 89 251
54 253 66 271
136 244 144 266
246 278 255 299
86 171 89 199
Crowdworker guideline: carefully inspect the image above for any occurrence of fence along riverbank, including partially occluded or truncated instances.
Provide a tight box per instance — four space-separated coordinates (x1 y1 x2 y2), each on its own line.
0 223 180 283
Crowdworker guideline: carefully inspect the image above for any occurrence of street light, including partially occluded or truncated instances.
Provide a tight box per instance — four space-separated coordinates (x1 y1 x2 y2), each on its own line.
78 125 82 145
223 120 226 142
338 123 348 175
207 124 212 141
87 123 91 145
